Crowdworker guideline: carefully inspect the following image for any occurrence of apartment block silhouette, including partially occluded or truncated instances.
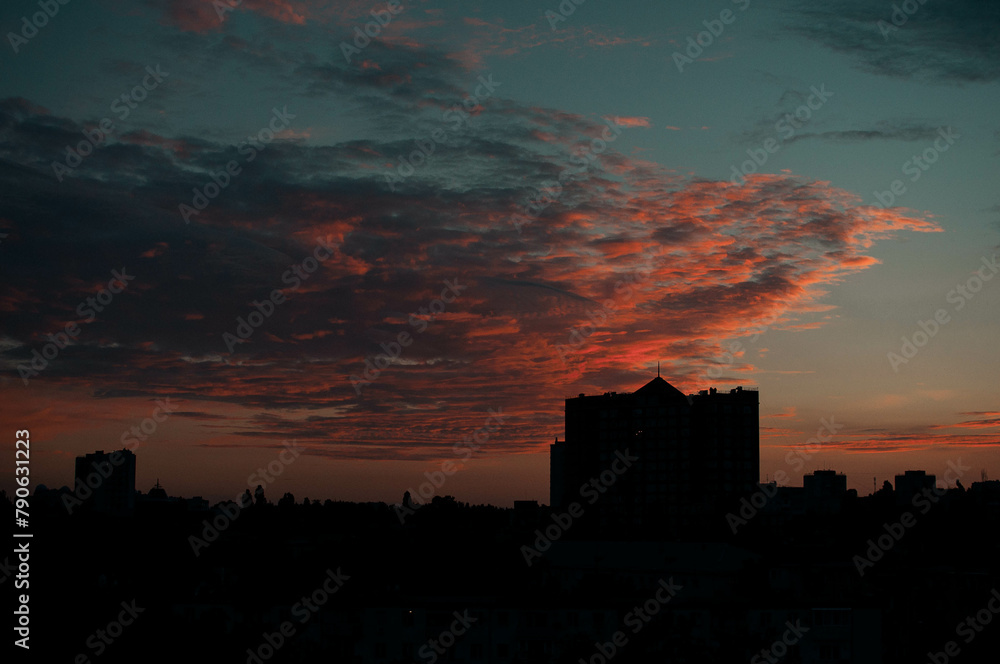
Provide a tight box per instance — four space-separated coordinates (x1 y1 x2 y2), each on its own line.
551 375 759 532
74 448 136 515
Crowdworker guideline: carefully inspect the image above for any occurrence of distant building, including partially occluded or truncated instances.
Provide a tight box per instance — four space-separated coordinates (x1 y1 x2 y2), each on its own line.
136 479 209 513
147 479 168 501
803 470 848 514
551 374 759 532
968 480 1000 513
894 470 935 506
761 485 805 526
74 449 136 515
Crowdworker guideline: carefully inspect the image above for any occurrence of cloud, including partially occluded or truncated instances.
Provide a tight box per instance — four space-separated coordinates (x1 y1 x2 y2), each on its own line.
783 121 945 145
781 0 1000 82
0 38 942 462
770 415 1000 454
931 413 1000 430
150 0 309 33
606 116 651 128
732 87 943 147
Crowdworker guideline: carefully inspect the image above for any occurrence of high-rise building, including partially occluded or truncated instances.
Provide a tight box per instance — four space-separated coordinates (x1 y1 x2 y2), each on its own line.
74 449 136 515
551 375 759 532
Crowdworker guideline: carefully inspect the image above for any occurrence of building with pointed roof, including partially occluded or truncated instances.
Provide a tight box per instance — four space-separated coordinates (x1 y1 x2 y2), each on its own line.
551 374 759 534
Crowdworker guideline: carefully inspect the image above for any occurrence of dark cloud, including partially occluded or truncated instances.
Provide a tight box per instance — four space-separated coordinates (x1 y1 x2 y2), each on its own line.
732 88 943 147
0 34 943 461
784 122 944 145
781 0 1000 82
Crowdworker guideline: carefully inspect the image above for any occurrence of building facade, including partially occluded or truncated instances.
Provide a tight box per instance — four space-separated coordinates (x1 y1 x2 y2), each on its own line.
551 375 759 532
74 448 137 515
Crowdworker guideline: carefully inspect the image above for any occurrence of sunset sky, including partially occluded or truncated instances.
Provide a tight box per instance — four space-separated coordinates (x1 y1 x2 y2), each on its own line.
1 0 998 506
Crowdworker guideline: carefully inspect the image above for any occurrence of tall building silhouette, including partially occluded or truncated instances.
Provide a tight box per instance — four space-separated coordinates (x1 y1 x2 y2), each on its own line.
894 469 936 506
551 375 759 531
74 449 136 515
803 469 848 514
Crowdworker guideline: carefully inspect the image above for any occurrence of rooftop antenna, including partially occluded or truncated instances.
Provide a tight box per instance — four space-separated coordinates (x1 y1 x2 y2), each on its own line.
657 361 660 377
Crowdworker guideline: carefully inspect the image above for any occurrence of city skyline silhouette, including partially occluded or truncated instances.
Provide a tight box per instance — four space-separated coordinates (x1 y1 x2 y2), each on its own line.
3 0 998 661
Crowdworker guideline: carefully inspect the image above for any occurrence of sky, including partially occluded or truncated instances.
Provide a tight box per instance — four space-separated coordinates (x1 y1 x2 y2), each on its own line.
1 0 998 506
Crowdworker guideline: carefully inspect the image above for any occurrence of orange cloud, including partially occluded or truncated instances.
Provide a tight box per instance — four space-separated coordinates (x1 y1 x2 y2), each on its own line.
607 116 651 128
